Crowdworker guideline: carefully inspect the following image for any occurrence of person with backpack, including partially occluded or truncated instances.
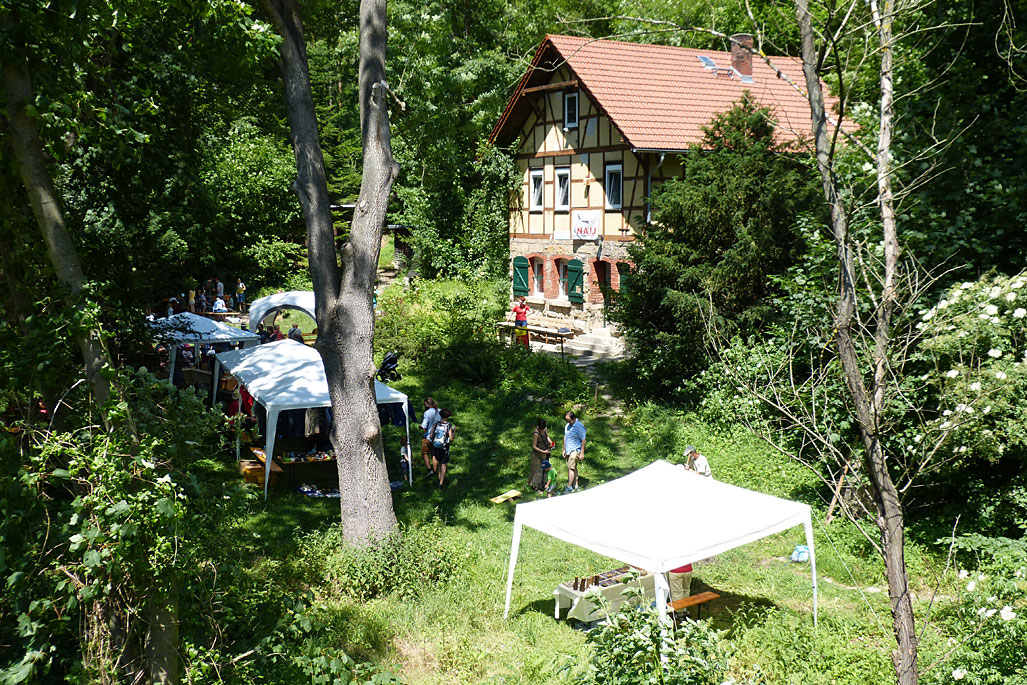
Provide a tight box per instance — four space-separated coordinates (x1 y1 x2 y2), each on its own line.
431 408 454 489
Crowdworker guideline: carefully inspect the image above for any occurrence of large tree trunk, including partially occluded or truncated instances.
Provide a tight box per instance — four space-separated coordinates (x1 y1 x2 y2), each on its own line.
262 0 398 544
794 0 918 683
2 48 112 412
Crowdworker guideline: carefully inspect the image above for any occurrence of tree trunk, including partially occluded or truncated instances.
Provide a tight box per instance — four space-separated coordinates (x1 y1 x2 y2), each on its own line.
794 0 918 683
261 0 398 544
2 48 112 412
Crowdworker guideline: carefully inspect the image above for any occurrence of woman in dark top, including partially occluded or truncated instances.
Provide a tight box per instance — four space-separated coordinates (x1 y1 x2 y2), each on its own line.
528 418 551 492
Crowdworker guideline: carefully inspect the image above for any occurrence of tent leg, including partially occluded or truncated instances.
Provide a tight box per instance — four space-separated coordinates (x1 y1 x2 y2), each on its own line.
168 344 178 387
503 520 523 619
403 404 412 485
654 569 670 625
805 515 818 628
235 432 241 463
264 410 279 501
211 359 221 408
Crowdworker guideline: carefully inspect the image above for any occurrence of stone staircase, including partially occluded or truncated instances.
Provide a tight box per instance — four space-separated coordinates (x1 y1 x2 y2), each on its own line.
533 326 626 367
564 328 625 360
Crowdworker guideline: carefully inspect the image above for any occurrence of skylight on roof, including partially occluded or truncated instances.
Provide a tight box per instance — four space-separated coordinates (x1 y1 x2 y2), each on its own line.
697 55 717 69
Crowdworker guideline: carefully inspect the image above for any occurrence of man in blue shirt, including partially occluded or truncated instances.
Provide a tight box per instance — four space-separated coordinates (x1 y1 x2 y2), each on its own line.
420 397 440 477
563 411 587 492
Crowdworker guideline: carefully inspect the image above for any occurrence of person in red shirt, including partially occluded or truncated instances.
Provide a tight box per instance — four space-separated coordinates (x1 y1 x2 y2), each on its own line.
512 296 530 349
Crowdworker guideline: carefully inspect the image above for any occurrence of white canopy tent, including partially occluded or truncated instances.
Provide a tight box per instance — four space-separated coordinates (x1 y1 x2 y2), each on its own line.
503 460 818 624
214 340 410 498
247 291 317 329
150 312 260 385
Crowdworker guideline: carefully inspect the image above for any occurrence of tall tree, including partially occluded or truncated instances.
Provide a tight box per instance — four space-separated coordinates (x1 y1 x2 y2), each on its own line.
2 18 112 412
794 0 917 681
260 0 398 543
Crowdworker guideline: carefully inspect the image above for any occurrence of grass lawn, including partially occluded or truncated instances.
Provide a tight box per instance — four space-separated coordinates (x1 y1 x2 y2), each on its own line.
222 366 956 684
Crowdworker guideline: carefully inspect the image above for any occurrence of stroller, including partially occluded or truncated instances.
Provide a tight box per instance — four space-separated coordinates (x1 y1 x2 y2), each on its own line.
375 350 402 383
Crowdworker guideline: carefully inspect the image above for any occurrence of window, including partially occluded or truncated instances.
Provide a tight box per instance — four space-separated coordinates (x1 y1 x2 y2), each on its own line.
564 91 578 129
555 167 570 212
531 258 544 295
605 164 623 210
529 168 544 211
556 259 568 298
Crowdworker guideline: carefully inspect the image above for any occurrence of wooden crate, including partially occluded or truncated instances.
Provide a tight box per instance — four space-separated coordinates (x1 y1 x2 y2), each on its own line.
239 459 279 486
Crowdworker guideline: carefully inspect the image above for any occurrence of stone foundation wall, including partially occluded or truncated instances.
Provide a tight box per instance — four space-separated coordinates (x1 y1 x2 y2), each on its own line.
508 237 633 332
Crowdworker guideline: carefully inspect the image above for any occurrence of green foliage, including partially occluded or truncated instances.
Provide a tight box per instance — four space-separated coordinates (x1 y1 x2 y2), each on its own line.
298 518 457 602
577 593 729 685
729 607 894 684
617 98 819 399
924 536 1027 685
374 279 506 362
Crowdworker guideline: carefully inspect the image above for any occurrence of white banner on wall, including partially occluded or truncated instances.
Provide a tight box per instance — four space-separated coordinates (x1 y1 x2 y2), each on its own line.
571 210 601 240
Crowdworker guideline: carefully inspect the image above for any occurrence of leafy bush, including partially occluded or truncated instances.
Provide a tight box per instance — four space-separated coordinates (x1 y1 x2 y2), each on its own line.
298 517 457 602
577 587 729 685
374 279 505 363
924 535 1027 685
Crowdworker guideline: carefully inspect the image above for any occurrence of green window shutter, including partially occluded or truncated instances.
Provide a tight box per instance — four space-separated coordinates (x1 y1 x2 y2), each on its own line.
567 259 584 303
512 256 530 296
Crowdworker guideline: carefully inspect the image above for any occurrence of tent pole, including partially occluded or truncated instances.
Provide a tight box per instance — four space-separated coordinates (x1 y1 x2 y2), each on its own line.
804 514 818 627
403 402 412 484
211 359 221 408
503 516 523 619
264 408 279 500
168 343 178 386
654 567 670 625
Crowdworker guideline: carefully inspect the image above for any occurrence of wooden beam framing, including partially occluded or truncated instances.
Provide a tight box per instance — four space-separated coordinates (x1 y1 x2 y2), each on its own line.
521 79 579 95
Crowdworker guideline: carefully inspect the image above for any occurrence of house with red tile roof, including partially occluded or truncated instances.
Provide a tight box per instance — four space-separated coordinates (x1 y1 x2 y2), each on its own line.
489 33 839 333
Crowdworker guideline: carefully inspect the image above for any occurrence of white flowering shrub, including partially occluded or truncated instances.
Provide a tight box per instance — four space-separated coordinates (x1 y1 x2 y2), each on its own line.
925 536 1027 684
700 269 1027 535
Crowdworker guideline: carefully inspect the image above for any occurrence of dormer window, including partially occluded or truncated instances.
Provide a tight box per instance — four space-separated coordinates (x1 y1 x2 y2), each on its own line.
564 91 579 129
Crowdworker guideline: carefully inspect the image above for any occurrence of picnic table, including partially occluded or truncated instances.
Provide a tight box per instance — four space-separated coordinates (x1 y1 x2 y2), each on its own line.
203 310 243 323
249 445 335 488
496 321 573 360
553 567 655 622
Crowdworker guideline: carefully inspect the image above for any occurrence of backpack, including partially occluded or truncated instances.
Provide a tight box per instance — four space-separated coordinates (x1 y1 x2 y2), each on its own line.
432 421 451 449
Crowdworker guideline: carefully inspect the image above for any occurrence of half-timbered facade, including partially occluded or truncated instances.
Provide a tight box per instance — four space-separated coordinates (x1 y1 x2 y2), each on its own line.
489 34 838 332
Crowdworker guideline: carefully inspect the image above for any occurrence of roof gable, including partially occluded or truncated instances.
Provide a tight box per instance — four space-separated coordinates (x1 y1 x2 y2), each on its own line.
490 34 845 152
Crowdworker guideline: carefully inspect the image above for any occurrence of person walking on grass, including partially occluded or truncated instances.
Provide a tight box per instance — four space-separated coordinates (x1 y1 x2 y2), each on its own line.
420 397 440 478
563 411 586 492
528 418 552 492
431 408 454 489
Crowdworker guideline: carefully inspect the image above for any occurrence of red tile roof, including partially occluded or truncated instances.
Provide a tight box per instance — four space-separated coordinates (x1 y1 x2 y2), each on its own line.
490 34 848 152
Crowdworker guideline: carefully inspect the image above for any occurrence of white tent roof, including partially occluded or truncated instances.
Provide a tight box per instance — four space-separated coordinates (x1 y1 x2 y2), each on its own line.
214 339 401 411
214 339 412 498
517 460 810 571
504 459 817 622
248 290 317 328
150 312 259 345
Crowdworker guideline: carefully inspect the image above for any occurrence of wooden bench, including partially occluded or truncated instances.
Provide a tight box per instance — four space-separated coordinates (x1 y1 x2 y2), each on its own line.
667 591 720 621
496 321 574 360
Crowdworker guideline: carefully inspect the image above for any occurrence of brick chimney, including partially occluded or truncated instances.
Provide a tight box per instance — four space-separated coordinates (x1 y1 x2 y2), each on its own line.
730 33 753 78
